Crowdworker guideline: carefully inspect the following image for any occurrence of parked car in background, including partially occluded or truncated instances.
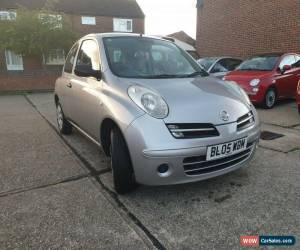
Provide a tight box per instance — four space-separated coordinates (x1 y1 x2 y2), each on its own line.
55 33 260 194
197 57 242 78
155 35 199 59
297 80 300 114
224 53 300 109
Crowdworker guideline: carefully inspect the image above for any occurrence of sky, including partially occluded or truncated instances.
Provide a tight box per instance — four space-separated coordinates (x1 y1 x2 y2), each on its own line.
136 0 197 39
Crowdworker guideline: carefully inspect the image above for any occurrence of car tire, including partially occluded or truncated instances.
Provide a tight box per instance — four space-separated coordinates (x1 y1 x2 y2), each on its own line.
56 102 72 135
110 127 137 194
263 87 277 109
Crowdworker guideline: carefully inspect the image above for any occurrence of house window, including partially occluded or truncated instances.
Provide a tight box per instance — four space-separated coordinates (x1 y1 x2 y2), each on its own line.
5 50 23 71
81 16 96 25
39 14 62 29
0 11 17 21
45 49 65 65
113 18 133 32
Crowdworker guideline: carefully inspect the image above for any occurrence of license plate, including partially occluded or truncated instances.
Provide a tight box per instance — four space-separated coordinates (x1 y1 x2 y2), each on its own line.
206 138 248 161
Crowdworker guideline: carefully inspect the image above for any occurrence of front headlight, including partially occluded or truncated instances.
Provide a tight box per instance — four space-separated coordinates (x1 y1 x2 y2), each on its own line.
239 87 251 106
128 85 169 119
250 79 260 87
226 81 251 106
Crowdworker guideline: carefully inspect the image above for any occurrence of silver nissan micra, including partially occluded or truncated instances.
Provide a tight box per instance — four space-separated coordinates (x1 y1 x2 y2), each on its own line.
55 33 260 194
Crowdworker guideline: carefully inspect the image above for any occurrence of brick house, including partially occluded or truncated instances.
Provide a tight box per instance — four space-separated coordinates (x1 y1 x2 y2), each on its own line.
0 0 144 91
168 31 196 47
196 0 300 58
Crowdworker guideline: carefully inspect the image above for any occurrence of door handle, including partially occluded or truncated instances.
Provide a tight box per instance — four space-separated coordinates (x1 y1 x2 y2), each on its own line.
66 82 72 88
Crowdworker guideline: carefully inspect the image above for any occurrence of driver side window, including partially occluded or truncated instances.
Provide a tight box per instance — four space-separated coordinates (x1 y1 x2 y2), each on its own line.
279 55 296 70
76 40 100 71
292 55 300 68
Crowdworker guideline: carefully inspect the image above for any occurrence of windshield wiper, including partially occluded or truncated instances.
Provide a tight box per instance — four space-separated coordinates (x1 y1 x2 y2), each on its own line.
183 71 204 78
141 71 205 79
145 74 184 79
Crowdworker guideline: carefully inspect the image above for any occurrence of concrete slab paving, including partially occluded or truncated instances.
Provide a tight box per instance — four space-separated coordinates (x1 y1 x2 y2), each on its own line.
99 147 300 249
0 95 86 193
21 93 300 249
0 179 148 250
26 92 57 126
260 123 300 153
26 93 111 172
0 95 36 117
257 100 300 127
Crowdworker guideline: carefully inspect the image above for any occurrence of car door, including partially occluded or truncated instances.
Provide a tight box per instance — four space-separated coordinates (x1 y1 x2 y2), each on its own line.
210 58 242 78
275 55 297 98
69 39 103 140
59 42 79 118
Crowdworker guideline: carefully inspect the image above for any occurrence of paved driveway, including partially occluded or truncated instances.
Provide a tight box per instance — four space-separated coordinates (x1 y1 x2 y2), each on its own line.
0 93 299 249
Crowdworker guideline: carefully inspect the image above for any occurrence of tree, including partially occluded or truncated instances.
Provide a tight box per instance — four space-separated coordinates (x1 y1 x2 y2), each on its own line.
0 6 77 57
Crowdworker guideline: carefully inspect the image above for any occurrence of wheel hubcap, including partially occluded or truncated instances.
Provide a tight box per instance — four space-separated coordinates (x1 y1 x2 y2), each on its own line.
56 105 64 129
266 91 275 107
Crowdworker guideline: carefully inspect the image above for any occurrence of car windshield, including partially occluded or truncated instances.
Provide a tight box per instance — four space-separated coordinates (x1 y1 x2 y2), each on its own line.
197 58 217 71
237 56 279 71
103 36 208 79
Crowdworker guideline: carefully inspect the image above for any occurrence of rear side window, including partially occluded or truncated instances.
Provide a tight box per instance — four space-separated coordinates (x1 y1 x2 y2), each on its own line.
223 59 242 71
76 40 100 71
64 43 79 73
211 58 242 73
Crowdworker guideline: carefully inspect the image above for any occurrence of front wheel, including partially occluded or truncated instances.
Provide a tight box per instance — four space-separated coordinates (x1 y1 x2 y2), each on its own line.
110 127 137 194
263 88 277 109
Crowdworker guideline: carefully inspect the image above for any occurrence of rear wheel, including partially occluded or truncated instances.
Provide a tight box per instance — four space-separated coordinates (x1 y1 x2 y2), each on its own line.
56 102 72 135
110 127 137 194
263 88 277 109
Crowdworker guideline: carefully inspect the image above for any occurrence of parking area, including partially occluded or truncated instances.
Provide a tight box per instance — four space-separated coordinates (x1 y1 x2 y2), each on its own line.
0 92 299 249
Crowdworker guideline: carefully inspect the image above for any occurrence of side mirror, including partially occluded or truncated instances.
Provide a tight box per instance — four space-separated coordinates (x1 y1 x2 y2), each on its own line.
74 64 102 80
280 65 292 74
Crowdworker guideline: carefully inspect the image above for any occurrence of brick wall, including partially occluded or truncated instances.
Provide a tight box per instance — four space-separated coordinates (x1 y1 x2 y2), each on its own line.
196 0 300 58
0 70 60 92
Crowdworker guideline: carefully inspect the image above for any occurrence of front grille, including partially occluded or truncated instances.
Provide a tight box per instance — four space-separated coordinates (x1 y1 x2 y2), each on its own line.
183 142 254 176
166 123 219 139
237 111 255 131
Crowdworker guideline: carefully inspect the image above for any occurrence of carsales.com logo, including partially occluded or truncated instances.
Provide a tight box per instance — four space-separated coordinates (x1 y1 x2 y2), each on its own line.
240 236 296 247
240 236 259 247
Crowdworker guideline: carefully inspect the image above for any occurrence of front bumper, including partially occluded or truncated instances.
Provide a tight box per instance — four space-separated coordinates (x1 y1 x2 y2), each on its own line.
125 108 260 186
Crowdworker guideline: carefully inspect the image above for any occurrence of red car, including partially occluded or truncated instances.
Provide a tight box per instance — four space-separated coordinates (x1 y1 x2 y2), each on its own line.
224 53 300 108
297 80 300 114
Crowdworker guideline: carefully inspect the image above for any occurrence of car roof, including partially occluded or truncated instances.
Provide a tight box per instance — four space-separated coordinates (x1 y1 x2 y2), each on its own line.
254 52 285 57
199 57 242 60
82 33 170 41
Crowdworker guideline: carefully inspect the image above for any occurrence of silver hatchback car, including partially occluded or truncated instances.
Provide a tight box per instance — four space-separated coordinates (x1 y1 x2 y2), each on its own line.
55 33 260 194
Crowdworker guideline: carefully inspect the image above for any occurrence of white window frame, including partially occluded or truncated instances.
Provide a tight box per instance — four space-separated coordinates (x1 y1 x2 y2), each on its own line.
81 16 96 25
5 50 23 71
44 49 65 65
113 18 133 32
0 11 17 21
